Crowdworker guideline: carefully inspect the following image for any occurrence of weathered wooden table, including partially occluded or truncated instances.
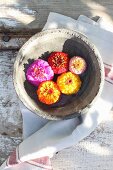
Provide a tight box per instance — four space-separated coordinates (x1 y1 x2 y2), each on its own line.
0 1 113 169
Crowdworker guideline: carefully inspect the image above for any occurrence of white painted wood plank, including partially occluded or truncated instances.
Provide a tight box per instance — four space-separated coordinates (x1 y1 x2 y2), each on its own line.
0 0 113 31
0 51 22 136
0 37 28 50
0 51 22 164
0 135 22 165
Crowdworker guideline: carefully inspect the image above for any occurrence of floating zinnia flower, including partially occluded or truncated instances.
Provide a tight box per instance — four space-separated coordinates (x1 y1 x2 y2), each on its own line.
37 81 61 105
57 72 82 95
69 56 87 75
48 52 69 74
26 59 54 86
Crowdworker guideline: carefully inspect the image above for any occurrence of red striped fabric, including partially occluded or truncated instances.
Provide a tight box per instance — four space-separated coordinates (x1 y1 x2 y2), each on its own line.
6 149 52 169
104 63 113 84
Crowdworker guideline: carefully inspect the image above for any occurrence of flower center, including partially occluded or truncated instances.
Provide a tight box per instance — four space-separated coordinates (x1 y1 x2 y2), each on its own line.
48 88 53 94
66 79 72 85
73 59 84 70
73 62 80 68
53 55 65 66
34 67 40 74
34 67 45 78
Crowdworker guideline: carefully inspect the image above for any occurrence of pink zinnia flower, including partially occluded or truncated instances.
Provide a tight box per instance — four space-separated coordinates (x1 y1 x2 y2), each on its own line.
26 59 54 86
69 56 87 75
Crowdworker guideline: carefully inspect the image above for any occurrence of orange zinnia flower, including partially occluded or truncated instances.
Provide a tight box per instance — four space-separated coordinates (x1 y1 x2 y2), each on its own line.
57 72 82 95
37 81 61 105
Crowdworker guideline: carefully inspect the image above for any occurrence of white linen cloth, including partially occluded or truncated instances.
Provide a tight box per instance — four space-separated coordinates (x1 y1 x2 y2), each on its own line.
1 13 113 170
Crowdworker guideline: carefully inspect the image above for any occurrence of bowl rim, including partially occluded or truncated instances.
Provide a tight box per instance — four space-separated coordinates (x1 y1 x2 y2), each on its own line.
13 28 105 120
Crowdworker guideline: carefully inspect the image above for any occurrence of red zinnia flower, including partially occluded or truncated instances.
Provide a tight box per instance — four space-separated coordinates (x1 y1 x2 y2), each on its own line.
48 52 69 74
